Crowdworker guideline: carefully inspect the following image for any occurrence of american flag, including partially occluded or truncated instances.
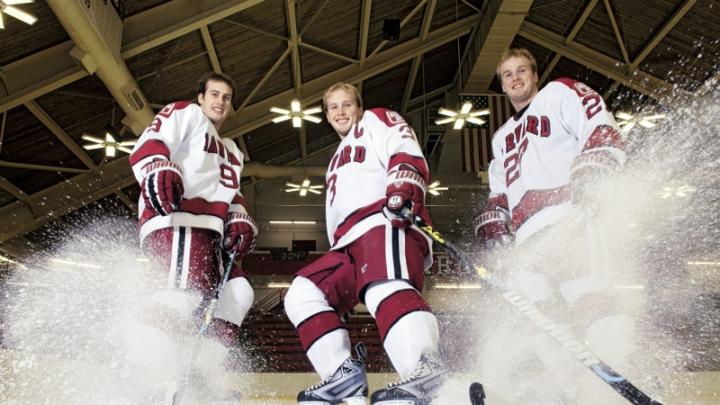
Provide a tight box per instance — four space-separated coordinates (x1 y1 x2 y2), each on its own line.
459 94 514 173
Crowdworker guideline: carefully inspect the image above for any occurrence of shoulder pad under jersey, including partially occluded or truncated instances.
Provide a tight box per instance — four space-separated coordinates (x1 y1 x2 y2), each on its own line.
365 107 406 127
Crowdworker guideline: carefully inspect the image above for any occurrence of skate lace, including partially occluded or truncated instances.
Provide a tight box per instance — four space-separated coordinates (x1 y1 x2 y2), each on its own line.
308 378 331 391
387 364 426 388
307 362 353 391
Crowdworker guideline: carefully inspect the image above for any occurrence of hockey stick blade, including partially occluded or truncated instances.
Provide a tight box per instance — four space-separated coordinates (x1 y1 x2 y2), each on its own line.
402 210 663 405
469 382 486 405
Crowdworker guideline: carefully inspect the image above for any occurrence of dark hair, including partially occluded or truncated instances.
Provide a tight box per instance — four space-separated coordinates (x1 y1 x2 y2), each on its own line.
197 72 236 98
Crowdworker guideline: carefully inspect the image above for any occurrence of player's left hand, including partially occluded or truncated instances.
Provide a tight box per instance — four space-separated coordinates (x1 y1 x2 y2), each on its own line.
385 171 426 228
222 212 258 257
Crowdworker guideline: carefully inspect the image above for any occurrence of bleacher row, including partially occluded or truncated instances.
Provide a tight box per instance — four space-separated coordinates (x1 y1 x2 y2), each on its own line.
234 308 394 373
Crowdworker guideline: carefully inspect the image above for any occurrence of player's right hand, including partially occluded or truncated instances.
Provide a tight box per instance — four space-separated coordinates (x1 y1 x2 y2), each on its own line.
222 212 258 257
141 160 184 216
385 167 427 228
474 210 514 252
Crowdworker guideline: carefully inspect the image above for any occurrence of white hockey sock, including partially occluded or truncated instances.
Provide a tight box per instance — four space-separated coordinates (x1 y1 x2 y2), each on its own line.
365 280 440 378
383 311 440 379
214 276 254 327
307 328 352 380
285 276 351 380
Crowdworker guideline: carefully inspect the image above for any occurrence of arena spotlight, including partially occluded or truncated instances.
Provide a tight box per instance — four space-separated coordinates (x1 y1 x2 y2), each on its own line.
656 184 696 199
427 180 449 196
435 101 489 130
0 0 38 29
615 111 666 133
270 99 322 128
81 130 136 158
285 178 323 196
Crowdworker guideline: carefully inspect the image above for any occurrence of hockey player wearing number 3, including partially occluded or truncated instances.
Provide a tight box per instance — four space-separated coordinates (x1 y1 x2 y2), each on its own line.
476 49 637 403
128 73 257 383
284 82 448 405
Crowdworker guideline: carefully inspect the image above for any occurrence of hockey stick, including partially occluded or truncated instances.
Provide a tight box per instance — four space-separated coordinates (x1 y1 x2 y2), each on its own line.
469 382 486 405
164 251 237 405
403 211 663 405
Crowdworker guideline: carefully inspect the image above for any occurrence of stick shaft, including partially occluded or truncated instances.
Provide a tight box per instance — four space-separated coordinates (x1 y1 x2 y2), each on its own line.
411 216 661 405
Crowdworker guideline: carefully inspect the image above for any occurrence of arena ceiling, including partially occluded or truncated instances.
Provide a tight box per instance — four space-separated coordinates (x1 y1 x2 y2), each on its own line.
0 0 718 260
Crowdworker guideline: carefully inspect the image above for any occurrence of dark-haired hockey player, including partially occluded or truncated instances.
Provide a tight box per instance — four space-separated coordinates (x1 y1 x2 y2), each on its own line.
128 72 257 398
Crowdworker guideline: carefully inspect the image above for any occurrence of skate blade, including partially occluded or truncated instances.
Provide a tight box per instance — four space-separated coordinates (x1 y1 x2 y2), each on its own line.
371 401 416 405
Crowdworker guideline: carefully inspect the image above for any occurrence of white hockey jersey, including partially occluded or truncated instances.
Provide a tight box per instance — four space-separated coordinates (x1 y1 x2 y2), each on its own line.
325 108 432 256
129 101 248 242
487 78 625 243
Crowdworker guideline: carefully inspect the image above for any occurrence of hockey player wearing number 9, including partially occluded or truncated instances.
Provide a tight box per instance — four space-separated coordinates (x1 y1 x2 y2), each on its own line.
475 48 636 403
128 73 257 387
284 82 448 405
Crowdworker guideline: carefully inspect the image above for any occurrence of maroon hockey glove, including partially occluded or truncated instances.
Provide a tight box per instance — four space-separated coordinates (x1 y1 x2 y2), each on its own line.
474 210 514 251
385 169 427 228
223 212 258 257
141 160 184 216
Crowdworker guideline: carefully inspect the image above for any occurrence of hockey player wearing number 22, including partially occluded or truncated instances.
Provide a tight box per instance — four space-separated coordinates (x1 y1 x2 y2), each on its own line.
475 49 633 402
284 82 448 405
128 73 257 353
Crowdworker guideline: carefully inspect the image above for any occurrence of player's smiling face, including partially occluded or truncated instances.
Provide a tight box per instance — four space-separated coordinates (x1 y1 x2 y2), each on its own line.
325 89 362 138
198 79 233 130
499 55 539 110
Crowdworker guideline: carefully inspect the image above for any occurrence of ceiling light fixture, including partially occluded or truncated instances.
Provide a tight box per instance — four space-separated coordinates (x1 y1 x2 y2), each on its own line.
435 101 490 130
81 131 136 158
267 282 292 288
427 180 449 196
614 112 666 133
687 261 720 266
269 220 317 225
0 0 38 29
285 178 323 196
270 99 322 128
434 0 491 130
657 184 696 199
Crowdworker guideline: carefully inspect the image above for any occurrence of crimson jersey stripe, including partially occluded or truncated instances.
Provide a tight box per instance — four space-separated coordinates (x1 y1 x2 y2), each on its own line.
388 153 429 181
129 139 170 166
140 197 230 225
511 186 571 230
332 199 386 246
582 125 625 152
374 289 431 341
296 310 345 351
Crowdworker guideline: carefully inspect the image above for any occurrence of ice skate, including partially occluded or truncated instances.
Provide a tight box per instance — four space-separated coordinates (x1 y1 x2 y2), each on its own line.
297 343 368 405
370 352 447 405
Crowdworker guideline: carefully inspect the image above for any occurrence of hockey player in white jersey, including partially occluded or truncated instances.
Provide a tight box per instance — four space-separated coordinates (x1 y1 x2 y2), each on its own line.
128 73 256 362
475 48 636 403
476 48 625 245
284 82 447 405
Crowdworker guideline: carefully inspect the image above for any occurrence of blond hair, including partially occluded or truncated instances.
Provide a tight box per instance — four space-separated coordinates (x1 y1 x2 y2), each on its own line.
496 48 538 78
322 82 363 112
